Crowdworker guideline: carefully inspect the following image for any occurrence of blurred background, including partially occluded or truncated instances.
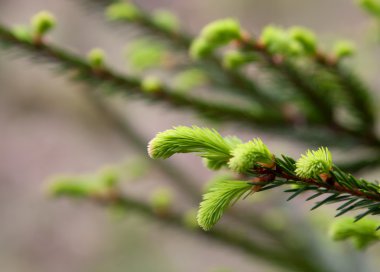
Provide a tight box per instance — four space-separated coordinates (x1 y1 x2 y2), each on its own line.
1 0 380 271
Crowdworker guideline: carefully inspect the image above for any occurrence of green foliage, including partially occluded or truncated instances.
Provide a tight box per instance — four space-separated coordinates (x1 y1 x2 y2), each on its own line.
149 126 380 231
202 173 236 193
182 209 199 229
152 9 180 33
121 157 151 179
222 50 255 69
329 217 380 249
148 126 235 169
333 40 356 59
228 139 275 173
197 180 252 230
105 1 141 21
150 188 173 214
260 25 300 56
172 68 208 92
190 19 242 59
11 25 32 42
47 167 119 198
189 38 215 60
357 0 380 18
288 26 317 55
200 18 241 46
125 39 166 72
2 1 380 261
295 147 333 179
141 76 162 93
260 25 317 56
87 48 106 68
31 11 56 36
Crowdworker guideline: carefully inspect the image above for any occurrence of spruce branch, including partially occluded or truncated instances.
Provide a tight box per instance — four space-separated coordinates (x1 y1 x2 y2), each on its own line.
48 177 325 272
77 98 331 266
80 0 282 109
2 2 379 269
257 24 375 134
190 20 380 145
102 0 191 48
0 23 283 126
0 20 343 263
191 20 376 133
237 37 335 123
83 92 201 200
5 9 378 147
329 217 380 249
319 60 376 133
149 126 380 231
87 110 337 269
249 27 375 134
85 92 308 252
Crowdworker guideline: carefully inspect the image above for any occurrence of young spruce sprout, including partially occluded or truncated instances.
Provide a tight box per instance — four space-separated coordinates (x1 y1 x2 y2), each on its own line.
30 11 56 42
87 48 106 69
295 147 333 180
148 126 380 231
105 2 141 21
148 126 234 170
228 139 275 173
197 180 252 231
190 18 241 59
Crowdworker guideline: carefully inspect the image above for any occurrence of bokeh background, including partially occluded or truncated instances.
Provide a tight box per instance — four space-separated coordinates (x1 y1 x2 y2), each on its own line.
1 0 380 271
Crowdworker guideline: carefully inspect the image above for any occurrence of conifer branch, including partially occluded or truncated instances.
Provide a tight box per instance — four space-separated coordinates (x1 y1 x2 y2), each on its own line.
2 13 379 146
190 21 335 123
188 19 380 145
84 92 201 201
316 53 376 133
149 126 380 231
48 180 325 272
45 86 337 269
69 96 338 270
0 23 283 126
240 30 376 136
82 0 192 48
2 2 379 268
80 0 282 109
237 38 335 123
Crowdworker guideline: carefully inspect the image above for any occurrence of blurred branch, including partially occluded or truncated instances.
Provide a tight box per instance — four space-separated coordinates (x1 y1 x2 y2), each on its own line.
84 92 332 272
79 0 282 109
238 40 333 123
84 92 201 200
66 0 380 149
0 23 283 126
79 0 192 48
229 34 380 146
64 191 326 272
338 155 380 174
316 53 376 133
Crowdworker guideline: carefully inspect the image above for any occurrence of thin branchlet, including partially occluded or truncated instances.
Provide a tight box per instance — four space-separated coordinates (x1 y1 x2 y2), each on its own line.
0 23 283 127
